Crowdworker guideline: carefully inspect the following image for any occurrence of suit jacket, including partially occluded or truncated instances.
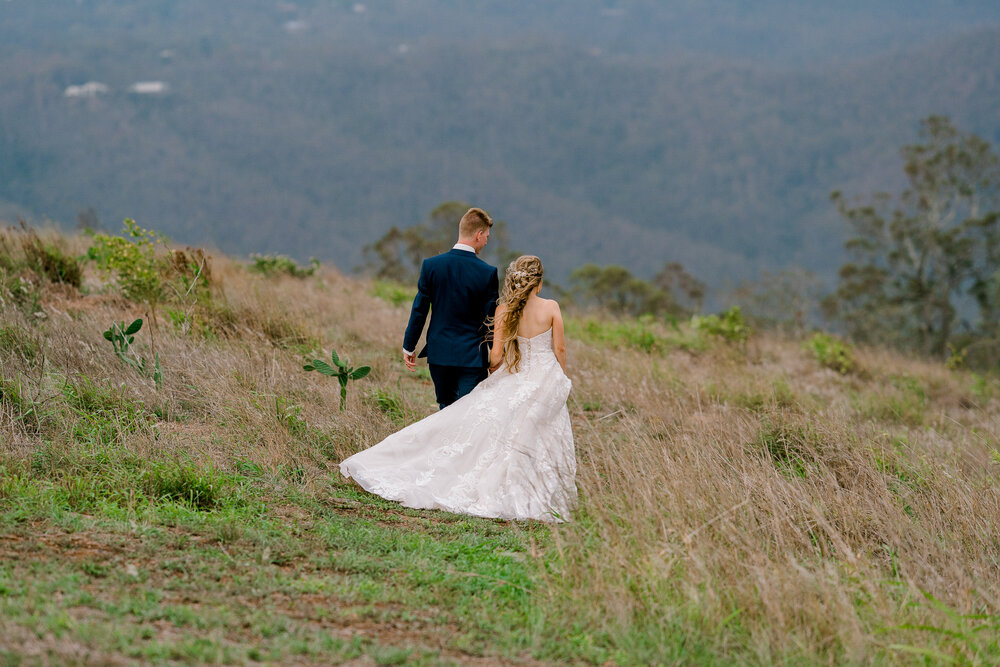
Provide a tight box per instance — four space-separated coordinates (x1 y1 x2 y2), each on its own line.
403 248 499 368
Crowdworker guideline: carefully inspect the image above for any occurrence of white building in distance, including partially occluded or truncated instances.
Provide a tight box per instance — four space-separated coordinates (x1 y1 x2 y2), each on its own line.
128 81 169 95
64 82 109 98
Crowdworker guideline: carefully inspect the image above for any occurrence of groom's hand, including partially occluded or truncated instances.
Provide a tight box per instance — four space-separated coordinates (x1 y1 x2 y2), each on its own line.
403 351 417 372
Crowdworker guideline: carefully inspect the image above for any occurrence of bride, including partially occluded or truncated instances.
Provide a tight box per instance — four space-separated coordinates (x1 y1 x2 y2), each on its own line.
340 255 577 522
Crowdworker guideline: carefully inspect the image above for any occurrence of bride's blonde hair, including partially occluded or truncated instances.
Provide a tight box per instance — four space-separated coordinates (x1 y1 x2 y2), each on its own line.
492 255 544 373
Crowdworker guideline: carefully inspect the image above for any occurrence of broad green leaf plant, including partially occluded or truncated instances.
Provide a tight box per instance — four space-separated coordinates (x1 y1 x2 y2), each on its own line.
304 348 371 410
102 318 163 388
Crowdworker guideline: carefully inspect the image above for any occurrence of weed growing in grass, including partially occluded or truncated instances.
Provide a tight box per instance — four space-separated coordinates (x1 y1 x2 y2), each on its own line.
368 388 407 423
566 315 678 353
19 222 82 288
8 445 245 515
370 280 416 308
970 372 998 401
857 375 928 426
945 342 968 370
62 377 151 445
304 348 371 410
724 377 798 412
249 253 319 278
102 318 163 388
275 396 310 436
0 272 42 316
692 306 750 345
0 324 42 365
0 375 41 433
805 331 857 374
142 460 229 510
872 435 925 516
751 417 819 477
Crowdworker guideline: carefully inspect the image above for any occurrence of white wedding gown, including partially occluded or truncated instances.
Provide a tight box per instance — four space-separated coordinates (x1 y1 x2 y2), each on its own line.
340 328 576 522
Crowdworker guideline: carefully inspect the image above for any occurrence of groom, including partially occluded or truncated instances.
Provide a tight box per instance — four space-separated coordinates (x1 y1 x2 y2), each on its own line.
403 207 500 409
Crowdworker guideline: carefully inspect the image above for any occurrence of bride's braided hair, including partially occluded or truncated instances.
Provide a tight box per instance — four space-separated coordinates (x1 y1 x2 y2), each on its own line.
491 255 543 373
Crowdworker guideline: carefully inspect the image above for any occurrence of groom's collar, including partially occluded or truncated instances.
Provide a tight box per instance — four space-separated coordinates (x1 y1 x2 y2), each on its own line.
452 243 476 254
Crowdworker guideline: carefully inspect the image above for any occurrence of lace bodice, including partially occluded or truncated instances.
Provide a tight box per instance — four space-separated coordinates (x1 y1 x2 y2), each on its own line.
513 327 557 373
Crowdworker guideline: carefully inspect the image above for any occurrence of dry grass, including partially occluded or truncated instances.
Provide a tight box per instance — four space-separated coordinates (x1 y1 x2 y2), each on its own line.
551 334 1000 662
2 224 999 663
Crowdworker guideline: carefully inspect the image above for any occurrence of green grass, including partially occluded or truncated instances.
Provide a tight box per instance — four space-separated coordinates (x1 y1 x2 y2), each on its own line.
566 314 699 354
370 280 417 308
0 445 593 664
750 417 821 478
855 374 928 427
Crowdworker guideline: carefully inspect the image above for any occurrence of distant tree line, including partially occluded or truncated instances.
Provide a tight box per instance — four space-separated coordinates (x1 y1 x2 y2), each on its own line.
363 202 708 319
361 201 518 283
362 116 999 368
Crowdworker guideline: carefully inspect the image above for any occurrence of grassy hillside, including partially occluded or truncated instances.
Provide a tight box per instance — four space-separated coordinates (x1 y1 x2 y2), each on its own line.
1 224 999 664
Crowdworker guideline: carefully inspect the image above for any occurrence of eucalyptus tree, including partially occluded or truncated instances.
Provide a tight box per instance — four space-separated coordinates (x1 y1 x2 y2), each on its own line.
826 116 1000 357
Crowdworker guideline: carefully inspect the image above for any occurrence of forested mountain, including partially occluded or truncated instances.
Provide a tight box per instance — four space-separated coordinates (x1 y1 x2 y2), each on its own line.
1 2 999 286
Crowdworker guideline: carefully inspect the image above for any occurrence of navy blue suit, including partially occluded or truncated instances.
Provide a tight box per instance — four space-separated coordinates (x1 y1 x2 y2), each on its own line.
404 248 499 408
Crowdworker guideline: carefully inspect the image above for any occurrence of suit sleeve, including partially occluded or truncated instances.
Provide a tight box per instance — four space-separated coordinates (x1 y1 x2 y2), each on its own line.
403 261 432 353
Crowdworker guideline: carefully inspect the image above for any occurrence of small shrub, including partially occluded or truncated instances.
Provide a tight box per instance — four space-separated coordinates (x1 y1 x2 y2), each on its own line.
19 223 82 288
87 219 166 305
371 280 417 307
568 316 670 354
249 253 318 278
692 306 750 345
164 307 189 332
945 343 967 370
168 247 213 297
805 332 856 374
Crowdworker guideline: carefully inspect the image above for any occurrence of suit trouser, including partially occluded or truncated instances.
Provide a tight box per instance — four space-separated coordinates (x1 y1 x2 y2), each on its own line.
428 364 489 410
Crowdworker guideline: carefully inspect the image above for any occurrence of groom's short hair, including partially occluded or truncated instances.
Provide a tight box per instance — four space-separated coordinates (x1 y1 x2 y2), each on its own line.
459 208 493 238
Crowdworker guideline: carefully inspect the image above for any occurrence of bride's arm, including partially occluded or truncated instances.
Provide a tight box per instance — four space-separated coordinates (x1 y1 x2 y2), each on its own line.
489 304 507 371
551 302 567 372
